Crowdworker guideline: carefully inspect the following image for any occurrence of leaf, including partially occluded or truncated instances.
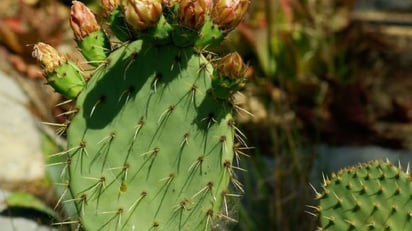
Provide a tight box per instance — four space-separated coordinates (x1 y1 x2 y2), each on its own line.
4 191 58 219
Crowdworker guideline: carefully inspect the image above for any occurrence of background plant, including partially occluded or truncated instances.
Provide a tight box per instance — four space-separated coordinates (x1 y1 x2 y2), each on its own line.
228 0 395 230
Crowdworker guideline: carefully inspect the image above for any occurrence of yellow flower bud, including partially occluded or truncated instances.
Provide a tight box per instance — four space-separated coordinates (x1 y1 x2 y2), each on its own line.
124 0 163 30
32 42 66 73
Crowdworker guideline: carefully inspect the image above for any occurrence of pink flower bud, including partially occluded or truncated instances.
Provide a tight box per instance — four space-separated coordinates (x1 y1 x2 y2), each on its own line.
211 0 249 31
178 0 212 30
124 0 163 30
216 52 246 80
32 42 66 73
70 1 101 40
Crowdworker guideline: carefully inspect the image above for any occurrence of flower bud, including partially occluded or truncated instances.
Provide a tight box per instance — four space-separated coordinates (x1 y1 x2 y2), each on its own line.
162 0 178 8
212 52 247 99
70 1 101 41
101 0 120 12
211 0 250 31
32 42 66 73
216 52 246 80
32 42 85 99
101 0 120 14
124 0 162 30
178 0 212 30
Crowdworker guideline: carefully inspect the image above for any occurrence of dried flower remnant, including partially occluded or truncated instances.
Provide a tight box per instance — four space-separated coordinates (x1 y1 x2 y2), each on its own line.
32 42 66 73
32 42 85 98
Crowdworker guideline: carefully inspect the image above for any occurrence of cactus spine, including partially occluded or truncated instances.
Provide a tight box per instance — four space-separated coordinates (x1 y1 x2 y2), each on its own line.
34 0 249 230
313 160 412 230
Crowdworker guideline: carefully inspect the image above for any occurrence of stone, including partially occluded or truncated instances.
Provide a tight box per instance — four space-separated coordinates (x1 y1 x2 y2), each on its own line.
0 71 44 183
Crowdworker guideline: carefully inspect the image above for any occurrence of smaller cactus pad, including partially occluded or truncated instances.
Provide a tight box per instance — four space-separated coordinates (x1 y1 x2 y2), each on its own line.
315 160 412 230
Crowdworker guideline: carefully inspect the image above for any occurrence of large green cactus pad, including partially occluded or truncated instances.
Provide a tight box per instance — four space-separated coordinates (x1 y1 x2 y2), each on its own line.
316 160 412 230
65 41 235 230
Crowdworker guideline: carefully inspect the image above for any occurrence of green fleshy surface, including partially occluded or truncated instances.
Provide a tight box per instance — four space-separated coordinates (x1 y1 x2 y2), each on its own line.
66 40 235 230
109 8 133 42
318 160 412 230
78 30 111 66
195 20 225 49
48 61 85 99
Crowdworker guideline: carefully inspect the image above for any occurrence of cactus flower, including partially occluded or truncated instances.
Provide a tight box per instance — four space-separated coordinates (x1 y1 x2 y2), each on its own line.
178 0 212 30
211 0 249 31
70 1 101 41
216 52 246 80
124 0 162 30
32 42 66 73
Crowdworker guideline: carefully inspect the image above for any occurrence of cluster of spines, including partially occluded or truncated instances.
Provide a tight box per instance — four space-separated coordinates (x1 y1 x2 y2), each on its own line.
47 123 248 228
42 63 250 231
309 160 412 230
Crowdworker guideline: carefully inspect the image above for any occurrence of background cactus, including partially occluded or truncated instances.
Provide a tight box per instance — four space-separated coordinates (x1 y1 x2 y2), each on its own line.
313 160 412 230
33 0 249 230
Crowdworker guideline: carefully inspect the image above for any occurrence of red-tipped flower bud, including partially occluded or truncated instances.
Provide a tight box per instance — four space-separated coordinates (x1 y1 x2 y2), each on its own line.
124 0 163 30
211 0 249 31
178 0 212 30
32 42 66 73
70 1 101 40
217 52 246 80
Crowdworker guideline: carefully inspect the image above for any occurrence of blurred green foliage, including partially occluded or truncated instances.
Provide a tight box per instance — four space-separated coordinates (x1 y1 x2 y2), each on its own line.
229 0 373 230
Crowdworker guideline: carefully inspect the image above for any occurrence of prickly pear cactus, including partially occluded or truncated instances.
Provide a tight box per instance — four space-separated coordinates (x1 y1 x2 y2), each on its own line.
313 160 412 230
33 0 249 230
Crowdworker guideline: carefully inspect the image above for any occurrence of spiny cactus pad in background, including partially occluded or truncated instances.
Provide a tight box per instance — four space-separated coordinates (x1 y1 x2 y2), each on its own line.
33 0 249 230
314 160 412 230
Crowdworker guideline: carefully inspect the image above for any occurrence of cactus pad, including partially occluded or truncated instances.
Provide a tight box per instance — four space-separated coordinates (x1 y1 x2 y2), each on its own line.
36 0 250 230
315 160 412 230
64 40 236 230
